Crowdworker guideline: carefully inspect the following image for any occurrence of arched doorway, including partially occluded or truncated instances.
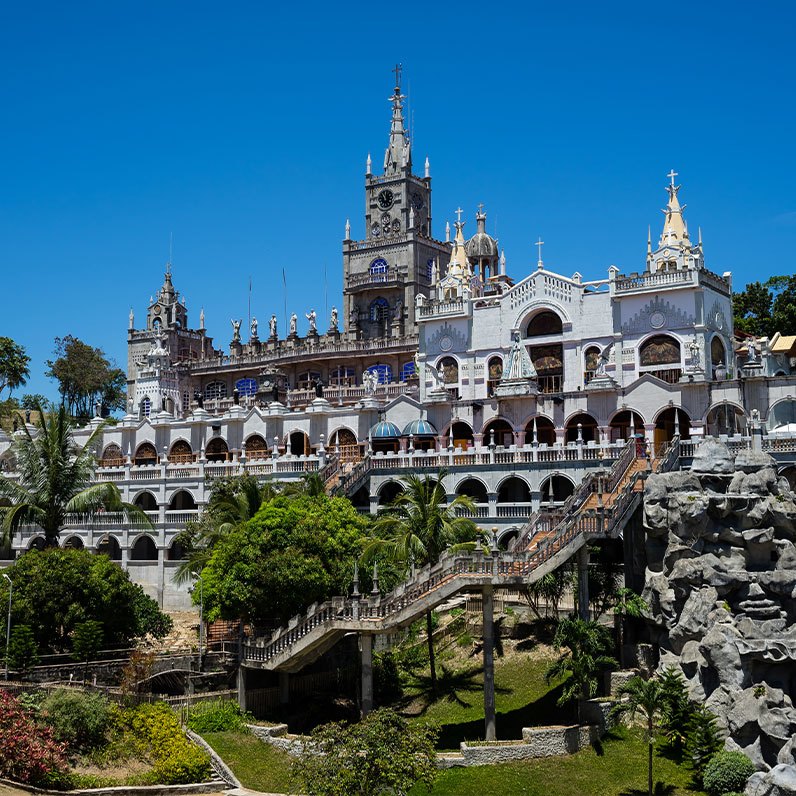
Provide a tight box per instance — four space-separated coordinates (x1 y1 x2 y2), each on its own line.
378 481 404 506
63 536 84 550
456 478 488 504
168 490 197 511
133 491 158 512
130 535 158 561
330 428 360 463
168 440 193 463
483 418 513 448
168 539 189 561
524 416 556 446
526 310 564 393
609 410 644 442
245 434 269 460
28 536 46 551
540 474 575 507
449 421 474 450
497 477 531 504
134 442 157 466
565 413 598 443
498 528 519 550
97 535 121 561
206 438 229 462
705 404 747 437
654 407 691 449
288 431 310 456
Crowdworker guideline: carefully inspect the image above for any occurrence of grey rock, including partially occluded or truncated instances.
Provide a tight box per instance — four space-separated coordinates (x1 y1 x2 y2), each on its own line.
735 449 777 474
691 438 735 474
745 764 796 795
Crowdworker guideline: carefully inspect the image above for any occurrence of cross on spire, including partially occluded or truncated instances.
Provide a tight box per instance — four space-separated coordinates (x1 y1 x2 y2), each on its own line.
392 63 402 90
477 202 484 214
667 169 678 187
455 207 463 223
536 236 544 267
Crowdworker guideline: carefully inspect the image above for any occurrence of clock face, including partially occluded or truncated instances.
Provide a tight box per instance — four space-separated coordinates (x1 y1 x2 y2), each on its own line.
371 222 381 237
153 305 161 315
377 189 395 210
410 192 424 210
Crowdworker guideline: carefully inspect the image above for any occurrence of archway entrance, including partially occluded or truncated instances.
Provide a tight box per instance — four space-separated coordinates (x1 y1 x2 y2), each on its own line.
565 413 598 443
483 419 513 448
524 416 555 446
706 404 746 437
449 421 474 450
610 411 644 442
654 407 691 450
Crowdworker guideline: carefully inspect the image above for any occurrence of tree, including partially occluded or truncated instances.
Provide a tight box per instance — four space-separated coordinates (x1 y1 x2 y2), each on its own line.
293 708 438 796
0 548 172 653
545 617 617 721
611 675 665 796
72 620 105 682
685 703 723 786
521 566 573 620
173 475 281 584
0 402 150 547
200 493 370 625
768 274 796 336
20 394 48 411
657 666 692 753
0 337 30 399
46 335 125 418
7 625 39 673
613 586 648 666
364 472 481 697
733 281 773 337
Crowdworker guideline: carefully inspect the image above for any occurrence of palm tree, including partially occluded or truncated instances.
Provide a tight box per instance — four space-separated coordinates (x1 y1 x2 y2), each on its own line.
613 586 648 666
545 617 617 722
611 675 664 796
0 403 150 547
363 471 481 696
173 475 279 583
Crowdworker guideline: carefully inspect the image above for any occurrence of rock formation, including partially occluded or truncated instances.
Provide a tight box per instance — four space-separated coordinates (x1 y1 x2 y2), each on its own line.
642 438 796 776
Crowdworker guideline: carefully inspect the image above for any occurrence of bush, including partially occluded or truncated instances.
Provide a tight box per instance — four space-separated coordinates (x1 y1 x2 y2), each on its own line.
186 699 251 733
702 751 755 796
0 690 68 786
374 650 403 705
40 689 111 753
7 624 39 672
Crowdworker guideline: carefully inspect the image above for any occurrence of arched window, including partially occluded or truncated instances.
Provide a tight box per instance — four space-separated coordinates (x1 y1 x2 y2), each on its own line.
97 535 121 561
288 431 309 456
134 442 158 466
204 381 227 401
497 477 531 503
526 310 563 337
456 478 488 503
449 421 474 450
140 397 151 418
130 535 158 561
378 481 404 505
330 366 356 386
710 337 726 370
610 410 644 442
133 491 158 511
168 490 197 510
565 413 598 443
369 297 390 323
540 475 575 506
236 377 258 397
639 335 682 383
483 418 513 448
400 361 416 381
369 257 388 275
487 356 503 396
437 357 458 384
100 444 123 467
168 440 193 463
524 416 556 446
206 437 229 462
245 434 268 460
584 346 601 385
297 371 321 389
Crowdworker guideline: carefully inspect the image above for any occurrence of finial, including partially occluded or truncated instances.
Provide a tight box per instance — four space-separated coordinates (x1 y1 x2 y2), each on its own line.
392 62 402 91
698 226 703 246
409 207 415 229
129 308 134 330
445 221 451 242
647 225 652 255
455 207 463 223
500 249 506 275
366 153 371 175
424 156 430 178
667 168 678 187
477 202 485 215
345 218 351 240
199 307 205 330
536 237 544 269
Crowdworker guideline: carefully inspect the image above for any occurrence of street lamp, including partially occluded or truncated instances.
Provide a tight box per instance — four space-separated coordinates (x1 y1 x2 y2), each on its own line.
2 573 11 680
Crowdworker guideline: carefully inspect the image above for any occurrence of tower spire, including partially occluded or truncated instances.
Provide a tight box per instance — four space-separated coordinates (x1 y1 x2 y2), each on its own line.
659 169 689 246
384 64 411 174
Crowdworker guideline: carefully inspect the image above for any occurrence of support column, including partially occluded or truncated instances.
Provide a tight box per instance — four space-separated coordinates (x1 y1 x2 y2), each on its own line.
360 633 373 717
279 671 290 706
482 584 496 741
237 666 247 713
577 545 590 621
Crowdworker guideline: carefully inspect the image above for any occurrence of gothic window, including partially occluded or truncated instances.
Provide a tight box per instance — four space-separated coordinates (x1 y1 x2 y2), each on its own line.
100 444 123 467
245 434 268 459
369 297 390 323
153 318 161 331
526 310 563 337
140 397 151 418
710 336 726 369
369 257 388 275
400 361 416 381
584 346 601 385
330 366 356 386
437 357 459 384
426 258 434 281
205 437 229 462
134 442 157 466
204 381 227 401
366 364 393 384
487 356 503 396
530 344 564 393
639 335 681 367
236 377 258 397
168 440 193 463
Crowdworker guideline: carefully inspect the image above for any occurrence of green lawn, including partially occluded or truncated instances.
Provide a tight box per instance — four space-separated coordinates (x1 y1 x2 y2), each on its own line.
201 727 704 796
402 652 573 749
200 731 295 793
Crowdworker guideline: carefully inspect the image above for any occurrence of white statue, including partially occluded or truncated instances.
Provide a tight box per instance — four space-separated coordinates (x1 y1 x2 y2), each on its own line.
363 369 378 394
689 339 701 369
747 339 759 363
596 354 607 377
393 298 403 321
289 313 297 335
306 309 317 333
269 314 278 337
330 306 339 330
231 319 242 342
250 317 258 338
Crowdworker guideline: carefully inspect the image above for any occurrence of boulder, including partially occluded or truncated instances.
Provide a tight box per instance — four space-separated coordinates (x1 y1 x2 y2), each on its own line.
691 438 735 474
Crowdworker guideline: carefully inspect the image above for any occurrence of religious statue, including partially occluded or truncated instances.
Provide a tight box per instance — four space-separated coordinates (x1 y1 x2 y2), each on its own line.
306 309 317 333
250 317 258 339
363 369 378 395
747 339 759 363
596 354 607 377
269 314 278 338
349 306 359 328
689 339 701 369
314 378 324 398
231 319 242 342
330 306 339 331
289 313 297 336
393 298 403 321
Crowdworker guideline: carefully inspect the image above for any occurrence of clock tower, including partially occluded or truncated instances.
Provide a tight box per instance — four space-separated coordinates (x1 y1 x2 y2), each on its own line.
342 68 449 340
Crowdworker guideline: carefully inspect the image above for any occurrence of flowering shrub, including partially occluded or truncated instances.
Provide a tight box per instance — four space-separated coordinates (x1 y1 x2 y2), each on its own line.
0 690 68 786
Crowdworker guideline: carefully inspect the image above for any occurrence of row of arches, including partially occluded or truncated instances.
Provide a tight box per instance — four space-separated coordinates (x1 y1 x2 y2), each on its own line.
29 533 186 561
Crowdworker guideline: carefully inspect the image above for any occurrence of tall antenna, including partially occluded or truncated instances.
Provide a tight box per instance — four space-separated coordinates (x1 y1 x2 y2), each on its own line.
167 232 173 275
324 263 328 325
248 276 252 338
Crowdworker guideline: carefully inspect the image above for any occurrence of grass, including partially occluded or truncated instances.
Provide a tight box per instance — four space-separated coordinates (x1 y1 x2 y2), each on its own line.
200 726 705 796
410 727 706 796
200 731 295 793
402 651 573 749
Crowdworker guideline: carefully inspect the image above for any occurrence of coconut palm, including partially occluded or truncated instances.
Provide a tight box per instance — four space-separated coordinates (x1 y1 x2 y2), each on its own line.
545 616 617 722
0 403 151 547
611 675 665 796
363 471 482 696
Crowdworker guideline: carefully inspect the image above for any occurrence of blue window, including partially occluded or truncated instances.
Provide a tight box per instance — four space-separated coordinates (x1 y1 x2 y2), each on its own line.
370 258 388 274
426 258 435 281
366 364 393 384
400 361 416 381
236 378 258 397
141 397 151 418
369 297 390 322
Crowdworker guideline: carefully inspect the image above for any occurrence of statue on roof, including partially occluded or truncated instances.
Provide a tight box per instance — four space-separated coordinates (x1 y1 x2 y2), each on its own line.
289 313 298 336
330 306 339 331
231 319 242 342
250 317 258 339
306 309 317 333
269 314 278 338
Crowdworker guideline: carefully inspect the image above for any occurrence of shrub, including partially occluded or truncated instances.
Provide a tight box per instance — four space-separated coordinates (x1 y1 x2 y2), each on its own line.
40 689 111 753
659 666 693 752
702 750 755 796
7 624 39 672
0 690 68 786
186 698 251 733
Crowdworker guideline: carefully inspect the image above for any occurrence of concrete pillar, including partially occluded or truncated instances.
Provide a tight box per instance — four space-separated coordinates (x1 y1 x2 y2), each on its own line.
577 545 590 621
482 584 496 741
279 671 290 706
360 633 373 717
237 666 247 713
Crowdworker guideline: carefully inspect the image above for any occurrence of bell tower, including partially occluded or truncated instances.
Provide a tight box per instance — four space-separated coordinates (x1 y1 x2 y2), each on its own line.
342 67 449 341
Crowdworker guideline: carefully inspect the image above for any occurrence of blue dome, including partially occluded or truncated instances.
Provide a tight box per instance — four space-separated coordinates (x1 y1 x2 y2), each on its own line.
402 419 438 437
370 420 401 439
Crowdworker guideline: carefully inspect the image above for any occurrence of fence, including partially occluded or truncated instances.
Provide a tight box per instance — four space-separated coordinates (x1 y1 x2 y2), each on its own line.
246 666 356 716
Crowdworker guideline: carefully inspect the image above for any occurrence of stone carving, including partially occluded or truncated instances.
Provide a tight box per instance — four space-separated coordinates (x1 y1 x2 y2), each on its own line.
289 313 297 336
621 296 695 334
306 309 317 333
363 369 378 395
231 319 242 342
707 299 729 334
250 317 258 339
269 314 278 338
426 321 469 355
330 307 338 331
642 440 796 771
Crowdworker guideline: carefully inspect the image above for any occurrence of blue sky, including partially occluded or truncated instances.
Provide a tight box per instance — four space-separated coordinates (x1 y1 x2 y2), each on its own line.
2 1 795 401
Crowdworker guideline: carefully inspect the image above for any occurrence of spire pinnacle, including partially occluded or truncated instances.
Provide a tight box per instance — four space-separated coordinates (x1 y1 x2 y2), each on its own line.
536 237 544 269
659 169 689 247
384 66 411 173
424 156 430 178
